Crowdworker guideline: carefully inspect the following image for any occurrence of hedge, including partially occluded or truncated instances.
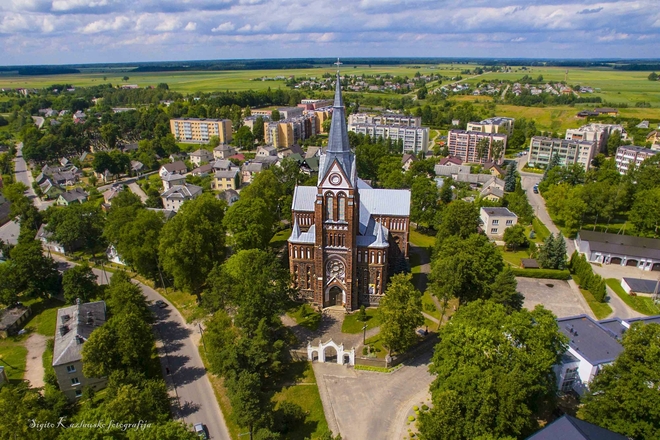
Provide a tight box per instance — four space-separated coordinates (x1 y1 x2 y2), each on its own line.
510 268 571 280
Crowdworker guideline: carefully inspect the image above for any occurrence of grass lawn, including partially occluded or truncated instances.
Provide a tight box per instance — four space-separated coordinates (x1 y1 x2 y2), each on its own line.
22 296 66 336
286 303 321 331
342 308 381 334
0 337 28 382
270 228 292 249
272 362 330 440
155 286 205 323
532 217 551 242
422 291 441 321
499 246 530 267
364 334 387 359
580 287 613 320
606 279 660 316
409 228 435 248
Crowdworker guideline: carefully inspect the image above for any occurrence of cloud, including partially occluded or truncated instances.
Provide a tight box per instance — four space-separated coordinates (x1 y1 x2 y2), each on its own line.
184 21 197 31
212 21 235 32
577 7 603 15
79 15 130 34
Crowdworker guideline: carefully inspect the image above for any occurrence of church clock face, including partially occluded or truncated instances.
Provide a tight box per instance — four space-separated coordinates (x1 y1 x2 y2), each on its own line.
326 259 345 281
329 173 342 185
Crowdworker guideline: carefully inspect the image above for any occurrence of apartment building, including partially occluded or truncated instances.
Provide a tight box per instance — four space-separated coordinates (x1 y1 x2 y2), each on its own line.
348 113 421 127
348 123 429 154
53 300 107 400
614 145 658 174
265 114 317 147
243 115 270 131
466 117 515 136
170 118 233 144
446 130 507 164
298 99 332 110
277 106 304 119
312 107 333 133
527 136 597 169
565 123 627 153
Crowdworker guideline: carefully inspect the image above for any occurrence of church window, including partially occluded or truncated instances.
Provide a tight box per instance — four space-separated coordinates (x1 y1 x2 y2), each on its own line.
338 194 346 221
294 247 298 259
370 252 375 264
306 248 310 259
378 252 381 264
326 193 334 221
383 252 386 263
358 252 361 263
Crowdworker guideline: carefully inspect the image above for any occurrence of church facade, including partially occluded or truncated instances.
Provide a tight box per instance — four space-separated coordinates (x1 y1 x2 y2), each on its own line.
288 73 411 311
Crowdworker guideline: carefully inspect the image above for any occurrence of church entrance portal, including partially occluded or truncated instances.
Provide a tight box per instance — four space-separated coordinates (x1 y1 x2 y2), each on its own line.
329 286 343 306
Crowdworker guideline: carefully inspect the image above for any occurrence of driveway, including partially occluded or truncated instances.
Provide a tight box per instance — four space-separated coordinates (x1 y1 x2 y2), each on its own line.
0 220 20 246
314 352 434 440
519 277 588 318
23 333 48 389
53 258 231 440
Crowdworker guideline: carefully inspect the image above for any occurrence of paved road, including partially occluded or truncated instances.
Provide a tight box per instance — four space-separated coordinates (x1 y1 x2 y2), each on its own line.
14 143 53 211
52 261 231 440
128 182 148 203
23 333 48 389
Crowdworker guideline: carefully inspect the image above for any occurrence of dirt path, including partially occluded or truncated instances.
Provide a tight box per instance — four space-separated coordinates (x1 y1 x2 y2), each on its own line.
24 333 48 389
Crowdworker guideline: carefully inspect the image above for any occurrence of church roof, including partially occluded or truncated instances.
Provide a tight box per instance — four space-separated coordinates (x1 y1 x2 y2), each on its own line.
288 223 316 244
318 72 356 187
292 186 317 212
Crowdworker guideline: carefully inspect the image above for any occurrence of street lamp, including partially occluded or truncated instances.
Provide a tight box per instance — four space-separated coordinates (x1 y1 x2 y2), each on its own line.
362 324 367 345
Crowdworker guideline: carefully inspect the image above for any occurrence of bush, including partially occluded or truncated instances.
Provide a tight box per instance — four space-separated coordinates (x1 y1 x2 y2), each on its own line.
408 416 416 422
569 251 607 303
510 268 571 280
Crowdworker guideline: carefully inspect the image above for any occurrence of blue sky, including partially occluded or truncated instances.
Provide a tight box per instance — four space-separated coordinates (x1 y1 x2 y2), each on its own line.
1 0 659 65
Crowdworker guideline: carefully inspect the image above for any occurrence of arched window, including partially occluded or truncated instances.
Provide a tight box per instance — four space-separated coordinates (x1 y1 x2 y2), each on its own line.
325 192 334 221
338 193 346 221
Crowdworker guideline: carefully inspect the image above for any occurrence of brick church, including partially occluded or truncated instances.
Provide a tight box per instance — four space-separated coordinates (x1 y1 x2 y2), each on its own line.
288 72 411 311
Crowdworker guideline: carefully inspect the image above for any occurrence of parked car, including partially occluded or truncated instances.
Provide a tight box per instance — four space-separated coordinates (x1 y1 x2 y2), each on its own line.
155 300 168 308
533 187 539 194
194 423 209 439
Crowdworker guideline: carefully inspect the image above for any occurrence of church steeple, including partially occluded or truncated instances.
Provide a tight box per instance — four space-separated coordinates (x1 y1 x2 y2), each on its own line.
318 59 356 186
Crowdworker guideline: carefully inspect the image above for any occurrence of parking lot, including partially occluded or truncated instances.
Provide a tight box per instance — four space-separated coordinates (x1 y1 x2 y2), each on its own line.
519 277 587 318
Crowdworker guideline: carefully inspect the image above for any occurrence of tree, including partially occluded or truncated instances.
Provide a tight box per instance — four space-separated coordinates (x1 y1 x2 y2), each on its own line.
379 273 424 355
537 233 567 270
227 371 271 438
0 383 60 440
416 85 428 100
504 164 517 193
503 224 528 251
271 109 281 121
322 115 332 133
434 201 480 248
223 197 275 251
6 239 60 298
439 177 454 205
62 263 97 304
629 188 660 237
410 176 439 227
504 190 534 225
234 125 254 149
489 267 524 312
580 322 660 439
239 169 284 215
430 234 505 305
476 137 490 161
122 76 129 81
491 140 504 163
649 72 659 81
419 301 567 440
607 130 622 156
252 116 265 142
127 421 199 440
159 194 226 297
100 123 120 149
105 271 152 322
47 202 105 253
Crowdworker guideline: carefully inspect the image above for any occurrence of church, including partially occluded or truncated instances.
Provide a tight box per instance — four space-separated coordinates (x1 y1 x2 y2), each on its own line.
288 72 411 311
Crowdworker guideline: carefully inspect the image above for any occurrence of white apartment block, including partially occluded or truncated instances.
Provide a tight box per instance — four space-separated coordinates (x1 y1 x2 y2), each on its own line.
348 113 421 127
348 123 429 154
446 130 507 164
527 136 597 170
615 145 658 174
565 123 627 153
466 117 515 136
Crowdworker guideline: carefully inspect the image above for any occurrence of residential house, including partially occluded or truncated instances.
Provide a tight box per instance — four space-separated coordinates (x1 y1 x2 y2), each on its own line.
190 163 214 177
0 366 6 387
159 161 187 177
160 184 203 212
53 300 108 400
213 169 240 191
217 189 239 206
241 162 266 184
161 173 187 191
575 230 660 271
479 207 517 239
401 154 418 171
57 188 88 206
482 162 505 177
277 145 304 159
130 160 144 176
646 130 659 147
39 179 63 200
348 123 429 154
480 185 504 202
301 156 320 175
35 224 66 254
106 245 125 265
188 149 214 167
256 146 278 158
213 144 237 160
438 156 463 166
305 146 324 159
102 185 123 205
614 145 658 174
211 159 235 172
594 108 619 116
527 415 627 440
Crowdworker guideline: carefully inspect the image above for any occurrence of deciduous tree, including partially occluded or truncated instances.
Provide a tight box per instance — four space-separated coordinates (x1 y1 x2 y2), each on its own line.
62 263 97 304
378 273 424 355
223 197 275 251
503 223 528 251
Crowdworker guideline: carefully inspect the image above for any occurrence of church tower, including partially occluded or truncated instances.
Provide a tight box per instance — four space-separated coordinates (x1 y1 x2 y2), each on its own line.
313 69 359 310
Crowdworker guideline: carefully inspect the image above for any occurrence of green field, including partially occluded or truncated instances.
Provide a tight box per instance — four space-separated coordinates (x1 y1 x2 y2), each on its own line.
0 64 461 94
0 337 28 382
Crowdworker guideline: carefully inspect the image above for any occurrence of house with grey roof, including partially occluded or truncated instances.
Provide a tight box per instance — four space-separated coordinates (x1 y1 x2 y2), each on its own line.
57 187 88 206
36 223 66 254
256 145 277 157
213 144 237 160
480 207 517 239
188 149 214 167
621 277 659 295
527 415 627 440
53 300 107 400
159 160 187 177
213 169 240 191
575 230 660 271
161 184 202 212
241 162 266 184
161 173 187 191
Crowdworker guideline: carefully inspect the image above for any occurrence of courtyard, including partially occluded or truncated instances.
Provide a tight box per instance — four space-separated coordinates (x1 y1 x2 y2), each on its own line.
519 277 588 318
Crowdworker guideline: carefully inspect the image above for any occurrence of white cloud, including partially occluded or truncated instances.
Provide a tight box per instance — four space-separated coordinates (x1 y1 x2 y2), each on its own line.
184 21 197 31
154 17 180 32
79 15 130 34
51 0 112 11
212 21 235 32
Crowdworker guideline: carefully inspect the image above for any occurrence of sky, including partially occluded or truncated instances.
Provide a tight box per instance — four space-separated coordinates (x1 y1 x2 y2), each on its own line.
1 0 659 65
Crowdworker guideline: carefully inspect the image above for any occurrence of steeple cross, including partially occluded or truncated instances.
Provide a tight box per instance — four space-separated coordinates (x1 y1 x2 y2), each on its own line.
334 58 342 72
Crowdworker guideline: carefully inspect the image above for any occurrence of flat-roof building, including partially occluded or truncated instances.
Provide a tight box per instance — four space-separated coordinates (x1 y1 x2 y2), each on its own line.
447 130 507 164
348 123 429 154
565 123 627 153
527 136 597 169
575 230 660 271
348 113 421 128
170 118 232 144
614 145 658 174
466 117 515 136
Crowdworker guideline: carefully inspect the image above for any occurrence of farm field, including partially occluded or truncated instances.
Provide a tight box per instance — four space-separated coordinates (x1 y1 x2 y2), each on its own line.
0 64 463 94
